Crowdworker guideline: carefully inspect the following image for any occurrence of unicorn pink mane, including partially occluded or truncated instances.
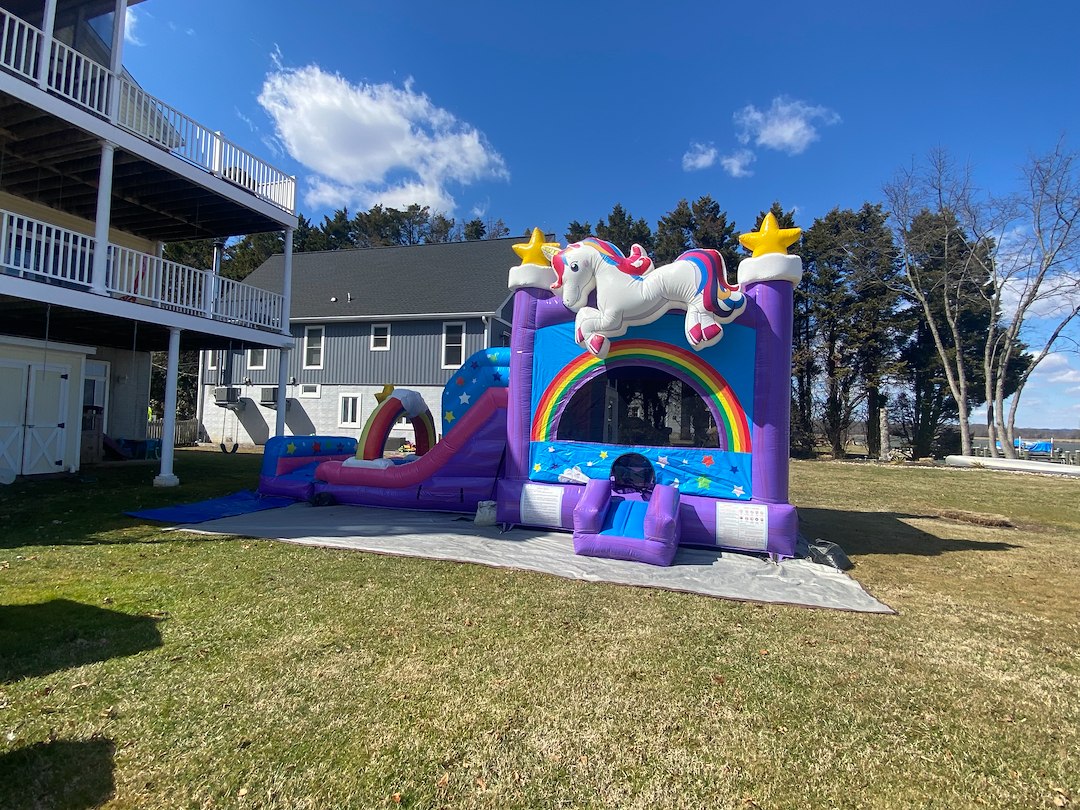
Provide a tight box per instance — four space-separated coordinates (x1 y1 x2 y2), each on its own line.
550 238 653 290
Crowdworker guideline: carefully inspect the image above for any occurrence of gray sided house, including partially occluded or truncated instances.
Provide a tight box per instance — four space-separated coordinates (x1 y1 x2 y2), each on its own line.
199 238 520 447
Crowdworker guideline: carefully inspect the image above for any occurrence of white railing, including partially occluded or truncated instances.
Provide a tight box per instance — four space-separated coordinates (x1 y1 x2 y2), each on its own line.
0 211 94 286
47 37 110 115
0 7 296 216
0 7 40 80
110 245 282 330
115 78 215 167
214 138 297 214
1 209 284 333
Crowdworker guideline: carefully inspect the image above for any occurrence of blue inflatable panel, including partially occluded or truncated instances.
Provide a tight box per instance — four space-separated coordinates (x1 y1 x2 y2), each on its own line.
127 490 294 524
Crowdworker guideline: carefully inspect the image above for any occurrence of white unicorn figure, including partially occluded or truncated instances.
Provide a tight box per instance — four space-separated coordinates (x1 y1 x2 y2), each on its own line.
541 237 746 359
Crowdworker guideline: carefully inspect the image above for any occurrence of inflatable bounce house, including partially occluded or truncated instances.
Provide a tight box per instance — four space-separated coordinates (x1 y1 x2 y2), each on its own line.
258 213 803 564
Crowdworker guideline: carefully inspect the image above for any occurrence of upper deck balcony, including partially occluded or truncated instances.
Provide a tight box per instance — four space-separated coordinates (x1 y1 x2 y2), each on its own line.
0 3 295 216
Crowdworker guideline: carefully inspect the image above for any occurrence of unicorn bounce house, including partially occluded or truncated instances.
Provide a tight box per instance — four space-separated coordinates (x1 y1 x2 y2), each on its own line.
258 214 803 564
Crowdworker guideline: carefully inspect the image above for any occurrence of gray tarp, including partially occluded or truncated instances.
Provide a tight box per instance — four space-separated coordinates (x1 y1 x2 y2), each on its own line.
186 503 893 614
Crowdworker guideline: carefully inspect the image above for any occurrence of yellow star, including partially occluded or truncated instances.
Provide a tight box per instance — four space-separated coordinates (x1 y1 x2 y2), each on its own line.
286 442 297 454
513 227 560 267
533 463 542 472
599 450 608 460
444 410 455 424
739 212 801 258
374 384 394 404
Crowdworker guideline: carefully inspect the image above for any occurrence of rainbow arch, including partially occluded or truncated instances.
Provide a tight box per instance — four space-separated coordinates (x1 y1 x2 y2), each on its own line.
359 395 437 460
531 339 752 452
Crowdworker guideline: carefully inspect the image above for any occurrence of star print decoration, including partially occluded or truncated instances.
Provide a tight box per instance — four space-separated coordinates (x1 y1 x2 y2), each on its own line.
442 358 509 429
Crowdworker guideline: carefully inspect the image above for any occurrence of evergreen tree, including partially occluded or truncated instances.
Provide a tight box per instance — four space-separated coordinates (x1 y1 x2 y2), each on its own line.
463 218 486 241
654 196 740 277
801 205 900 457
224 231 283 280
691 196 741 272
595 203 653 254
319 208 354 250
564 220 592 242
293 214 328 252
653 200 694 265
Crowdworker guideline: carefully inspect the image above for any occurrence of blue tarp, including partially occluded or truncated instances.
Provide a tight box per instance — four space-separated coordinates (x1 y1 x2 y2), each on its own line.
995 439 1053 452
127 490 295 524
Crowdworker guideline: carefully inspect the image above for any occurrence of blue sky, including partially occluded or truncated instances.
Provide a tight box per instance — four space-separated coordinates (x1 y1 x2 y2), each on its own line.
123 0 1080 429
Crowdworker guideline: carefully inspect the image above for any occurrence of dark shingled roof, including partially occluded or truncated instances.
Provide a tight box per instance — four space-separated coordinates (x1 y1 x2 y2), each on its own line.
245 237 526 319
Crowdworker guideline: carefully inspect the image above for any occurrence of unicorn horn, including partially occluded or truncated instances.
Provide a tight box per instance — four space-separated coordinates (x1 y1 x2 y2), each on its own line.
540 244 561 265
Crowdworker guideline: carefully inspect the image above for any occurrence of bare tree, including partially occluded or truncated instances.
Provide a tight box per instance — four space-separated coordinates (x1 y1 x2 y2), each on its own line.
885 150 984 456
946 143 1080 457
885 146 1079 457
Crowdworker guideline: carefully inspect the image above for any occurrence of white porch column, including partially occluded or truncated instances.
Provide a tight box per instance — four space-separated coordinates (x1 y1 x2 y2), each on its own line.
275 348 290 437
274 227 294 436
36 0 58 88
107 0 127 122
155 326 181 487
90 141 116 296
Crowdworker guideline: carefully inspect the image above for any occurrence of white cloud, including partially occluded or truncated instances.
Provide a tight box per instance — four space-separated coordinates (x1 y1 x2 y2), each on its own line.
682 142 717 172
124 8 143 46
1032 353 1073 375
734 96 840 155
720 149 756 178
258 63 507 216
1048 368 1080 384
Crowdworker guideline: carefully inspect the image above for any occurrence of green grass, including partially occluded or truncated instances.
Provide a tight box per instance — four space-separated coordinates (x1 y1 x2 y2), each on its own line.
1 452 1077 809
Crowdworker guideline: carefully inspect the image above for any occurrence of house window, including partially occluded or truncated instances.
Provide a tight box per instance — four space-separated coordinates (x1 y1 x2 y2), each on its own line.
247 348 266 370
442 321 465 369
370 323 391 351
304 326 324 369
500 331 511 347
340 395 360 426
299 384 321 399
207 350 218 370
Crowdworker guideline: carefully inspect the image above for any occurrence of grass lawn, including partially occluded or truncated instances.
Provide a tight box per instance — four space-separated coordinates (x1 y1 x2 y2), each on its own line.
1 451 1077 809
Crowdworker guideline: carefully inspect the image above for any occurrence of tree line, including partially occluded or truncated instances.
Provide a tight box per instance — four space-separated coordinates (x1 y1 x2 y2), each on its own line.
165 144 1079 459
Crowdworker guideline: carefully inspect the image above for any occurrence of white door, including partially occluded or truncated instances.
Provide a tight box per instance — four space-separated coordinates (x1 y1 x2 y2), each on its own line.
22 364 69 475
0 362 27 477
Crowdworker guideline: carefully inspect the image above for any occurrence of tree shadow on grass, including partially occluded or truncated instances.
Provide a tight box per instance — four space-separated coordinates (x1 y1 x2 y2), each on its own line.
0 737 115 810
799 507 1021 557
0 600 163 683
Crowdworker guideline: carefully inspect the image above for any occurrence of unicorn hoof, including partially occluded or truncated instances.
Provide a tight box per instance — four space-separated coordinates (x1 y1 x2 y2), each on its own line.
588 334 607 356
688 323 704 344
703 323 722 342
576 327 584 344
